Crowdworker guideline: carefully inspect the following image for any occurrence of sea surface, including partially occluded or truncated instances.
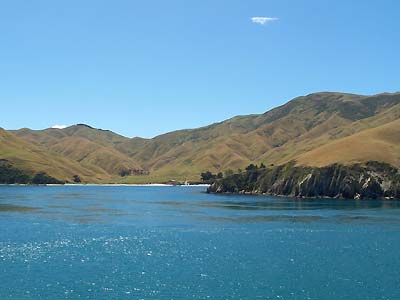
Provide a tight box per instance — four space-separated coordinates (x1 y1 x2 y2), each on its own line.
1 186 400 300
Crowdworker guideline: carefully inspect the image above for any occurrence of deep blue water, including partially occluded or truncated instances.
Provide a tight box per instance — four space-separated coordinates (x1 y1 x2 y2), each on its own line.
1 186 400 300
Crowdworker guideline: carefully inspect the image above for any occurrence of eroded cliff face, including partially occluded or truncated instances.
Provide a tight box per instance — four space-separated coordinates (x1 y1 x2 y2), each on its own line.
208 162 400 199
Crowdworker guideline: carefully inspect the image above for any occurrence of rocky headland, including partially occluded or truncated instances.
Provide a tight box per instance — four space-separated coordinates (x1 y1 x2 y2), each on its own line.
207 162 400 200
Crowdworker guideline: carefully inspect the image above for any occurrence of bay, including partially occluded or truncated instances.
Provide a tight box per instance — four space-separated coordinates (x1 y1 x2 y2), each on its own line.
1 186 400 299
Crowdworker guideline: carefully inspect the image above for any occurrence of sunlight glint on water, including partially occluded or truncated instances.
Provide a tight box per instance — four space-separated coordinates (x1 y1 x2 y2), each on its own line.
1 186 400 299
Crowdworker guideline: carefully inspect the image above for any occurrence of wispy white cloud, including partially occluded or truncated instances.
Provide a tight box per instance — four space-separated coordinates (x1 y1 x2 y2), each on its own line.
51 124 67 129
251 17 279 25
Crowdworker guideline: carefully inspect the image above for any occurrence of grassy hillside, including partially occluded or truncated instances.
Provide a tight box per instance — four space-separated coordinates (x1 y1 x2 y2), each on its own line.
12 125 141 176
0 128 111 182
6 91 400 183
296 119 400 168
123 92 400 181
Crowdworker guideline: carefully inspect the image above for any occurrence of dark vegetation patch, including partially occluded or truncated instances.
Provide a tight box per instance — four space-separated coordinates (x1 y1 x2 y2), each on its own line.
0 160 63 184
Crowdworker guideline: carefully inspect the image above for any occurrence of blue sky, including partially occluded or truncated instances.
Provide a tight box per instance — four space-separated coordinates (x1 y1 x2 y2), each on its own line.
1 0 399 138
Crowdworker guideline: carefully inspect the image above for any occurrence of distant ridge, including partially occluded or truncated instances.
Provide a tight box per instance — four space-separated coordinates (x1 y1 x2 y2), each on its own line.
73 124 117 133
75 123 94 128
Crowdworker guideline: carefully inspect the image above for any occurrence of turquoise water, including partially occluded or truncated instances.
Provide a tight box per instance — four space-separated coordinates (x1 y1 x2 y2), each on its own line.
1 186 400 300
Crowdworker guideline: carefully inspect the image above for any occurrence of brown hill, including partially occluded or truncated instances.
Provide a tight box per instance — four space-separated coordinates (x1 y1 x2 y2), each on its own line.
6 91 400 183
122 92 400 180
0 128 110 182
12 125 141 176
296 119 400 168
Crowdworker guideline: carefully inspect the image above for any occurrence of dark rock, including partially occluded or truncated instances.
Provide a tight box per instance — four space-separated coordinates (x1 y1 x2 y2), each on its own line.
207 161 399 200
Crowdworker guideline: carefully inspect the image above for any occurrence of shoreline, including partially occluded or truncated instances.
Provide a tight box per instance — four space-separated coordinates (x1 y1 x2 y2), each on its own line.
208 190 399 200
0 183 210 187
64 183 210 187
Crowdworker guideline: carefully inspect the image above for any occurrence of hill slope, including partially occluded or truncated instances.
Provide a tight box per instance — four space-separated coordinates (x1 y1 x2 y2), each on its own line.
0 128 110 182
6 91 400 183
296 119 400 168
122 92 400 180
12 125 141 176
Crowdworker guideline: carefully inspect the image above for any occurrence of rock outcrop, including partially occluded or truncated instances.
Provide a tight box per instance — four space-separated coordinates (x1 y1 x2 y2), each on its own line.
207 162 400 199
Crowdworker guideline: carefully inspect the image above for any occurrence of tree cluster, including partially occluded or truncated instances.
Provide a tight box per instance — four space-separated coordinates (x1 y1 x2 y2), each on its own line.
200 171 223 183
0 160 31 184
201 163 267 184
206 163 268 192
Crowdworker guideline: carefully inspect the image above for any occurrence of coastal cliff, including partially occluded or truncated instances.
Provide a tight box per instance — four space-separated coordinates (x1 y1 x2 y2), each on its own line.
207 162 400 199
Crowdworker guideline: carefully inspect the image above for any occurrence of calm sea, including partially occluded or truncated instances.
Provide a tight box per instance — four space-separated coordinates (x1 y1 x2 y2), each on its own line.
1 186 400 299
